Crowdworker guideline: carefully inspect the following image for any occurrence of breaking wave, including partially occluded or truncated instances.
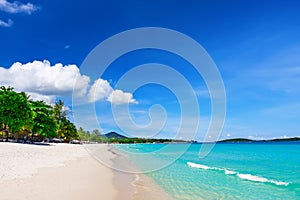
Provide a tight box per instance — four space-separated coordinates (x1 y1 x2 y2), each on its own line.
187 162 289 186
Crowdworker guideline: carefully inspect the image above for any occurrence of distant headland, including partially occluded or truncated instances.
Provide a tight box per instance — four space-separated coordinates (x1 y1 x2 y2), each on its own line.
217 137 300 143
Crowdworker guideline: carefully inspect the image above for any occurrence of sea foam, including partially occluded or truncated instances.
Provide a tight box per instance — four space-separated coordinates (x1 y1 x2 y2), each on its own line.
187 162 210 170
187 162 289 186
237 173 289 186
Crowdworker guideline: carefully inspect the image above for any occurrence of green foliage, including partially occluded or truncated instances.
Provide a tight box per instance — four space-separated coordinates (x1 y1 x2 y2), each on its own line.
30 100 57 138
0 86 32 135
78 127 90 141
0 86 78 142
78 128 106 143
58 118 78 141
52 100 79 142
52 100 67 124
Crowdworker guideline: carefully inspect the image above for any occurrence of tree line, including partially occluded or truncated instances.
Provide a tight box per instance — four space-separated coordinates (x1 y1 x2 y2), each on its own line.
77 128 181 144
0 86 78 142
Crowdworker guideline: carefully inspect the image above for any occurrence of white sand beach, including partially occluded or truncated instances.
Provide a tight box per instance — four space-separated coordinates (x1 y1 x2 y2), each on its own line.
0 142 173 200
0 143 118 200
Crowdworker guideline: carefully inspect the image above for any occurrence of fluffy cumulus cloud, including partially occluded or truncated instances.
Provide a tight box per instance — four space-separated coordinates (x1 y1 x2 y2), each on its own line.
107 90 137 105
87 80 138 105
0 60 90 103
88 79 113 103
0 0 38 14
0 60 137 105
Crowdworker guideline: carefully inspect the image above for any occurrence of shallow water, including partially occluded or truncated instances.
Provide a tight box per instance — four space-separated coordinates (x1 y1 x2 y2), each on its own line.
115 142 300 199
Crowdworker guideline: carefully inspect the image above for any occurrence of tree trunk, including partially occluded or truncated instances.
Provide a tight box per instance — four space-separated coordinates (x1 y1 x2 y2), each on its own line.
31 131 34 143
4 125 8 142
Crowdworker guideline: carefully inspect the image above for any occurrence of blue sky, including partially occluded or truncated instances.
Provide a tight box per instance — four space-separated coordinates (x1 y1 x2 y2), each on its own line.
1 0 300 141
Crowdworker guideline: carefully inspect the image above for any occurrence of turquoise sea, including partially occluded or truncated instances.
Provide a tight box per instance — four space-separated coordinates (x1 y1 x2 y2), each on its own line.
115 142 300 199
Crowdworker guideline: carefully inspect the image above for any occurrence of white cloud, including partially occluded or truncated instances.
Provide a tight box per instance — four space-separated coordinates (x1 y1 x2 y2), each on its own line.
0 60 90 103
0 60 137 105
0 0 38 14
107 89 137 105
0 18 13 27
88 79 113 103
87 80 137 105
27 92 56 104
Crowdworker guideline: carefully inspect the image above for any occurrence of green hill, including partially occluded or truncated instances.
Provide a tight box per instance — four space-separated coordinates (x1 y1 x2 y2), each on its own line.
103 131 127 139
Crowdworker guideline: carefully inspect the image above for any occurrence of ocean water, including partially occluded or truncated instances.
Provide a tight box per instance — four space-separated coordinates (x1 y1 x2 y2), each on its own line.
114 143 300 199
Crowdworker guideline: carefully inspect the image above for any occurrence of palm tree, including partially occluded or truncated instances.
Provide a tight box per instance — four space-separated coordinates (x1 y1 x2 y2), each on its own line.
52 100 78 142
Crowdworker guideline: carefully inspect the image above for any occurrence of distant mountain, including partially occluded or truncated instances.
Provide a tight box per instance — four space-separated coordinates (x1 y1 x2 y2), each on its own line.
103 131 127 139
218 137 300 143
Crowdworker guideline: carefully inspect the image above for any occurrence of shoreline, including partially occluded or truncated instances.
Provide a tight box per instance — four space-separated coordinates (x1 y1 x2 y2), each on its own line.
83 144 137 199
109 145 174 200
0 142 174 200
